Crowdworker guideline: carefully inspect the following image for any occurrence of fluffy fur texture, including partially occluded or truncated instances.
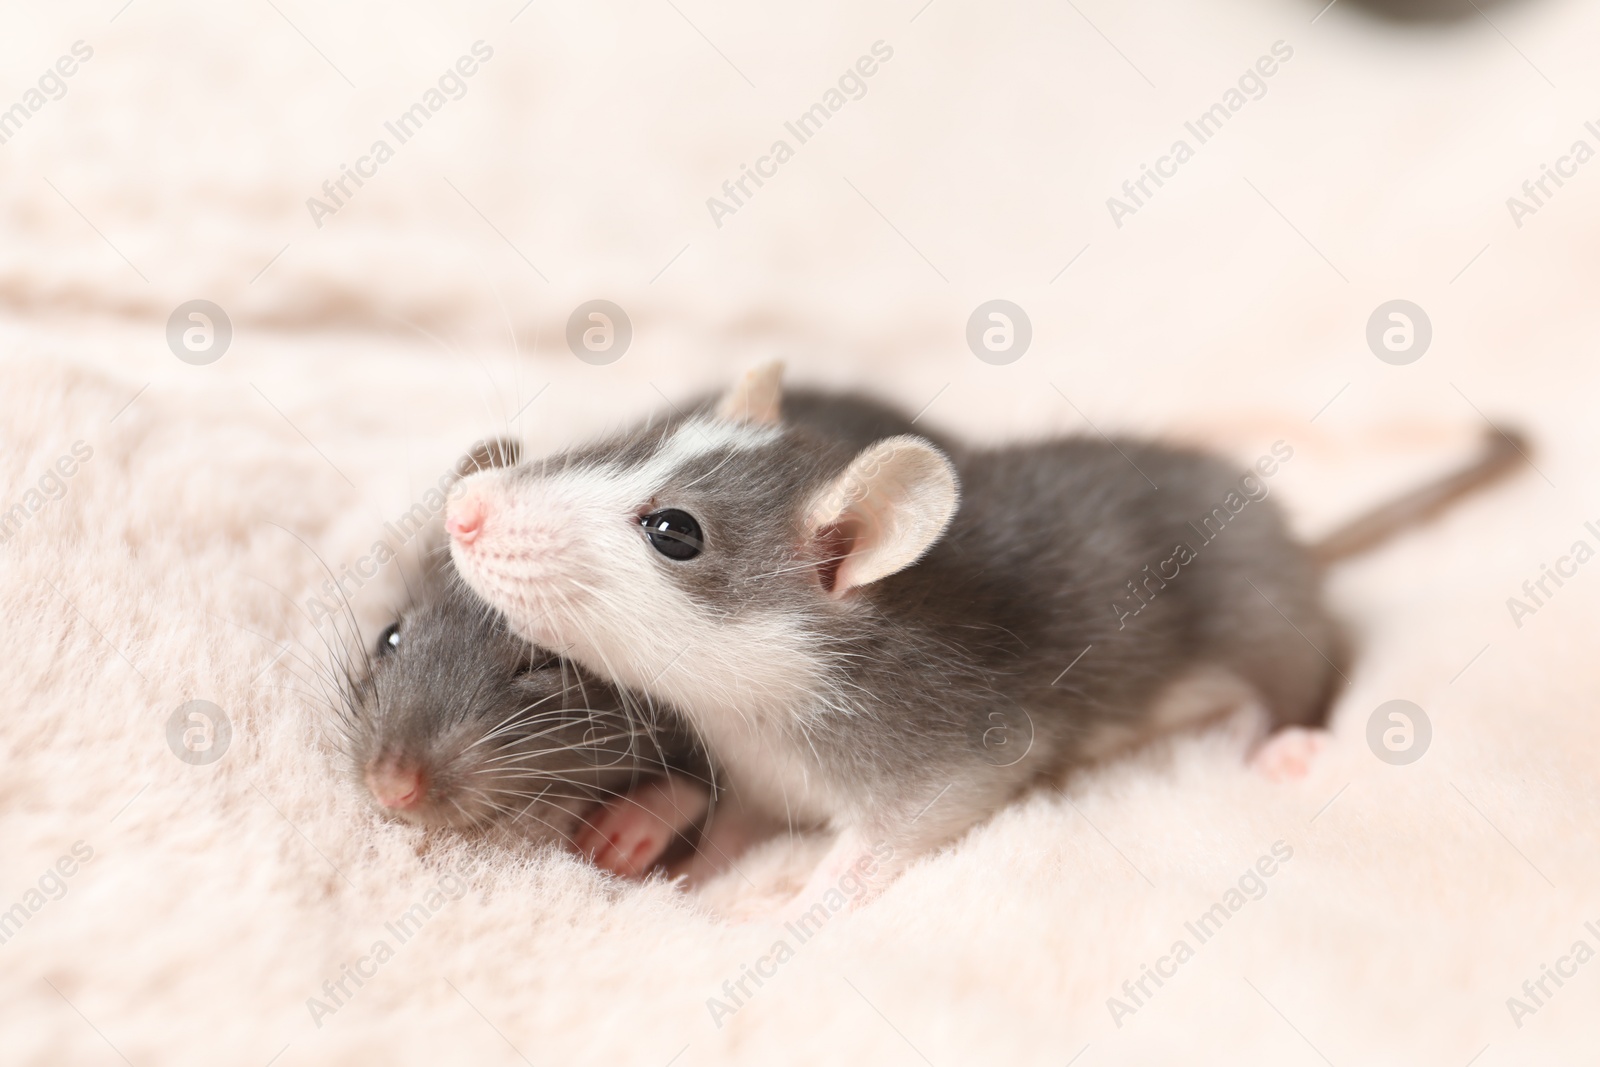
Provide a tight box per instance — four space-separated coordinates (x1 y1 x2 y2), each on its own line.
449 391 1339 879
340 548 709 842
3 0 1598 1062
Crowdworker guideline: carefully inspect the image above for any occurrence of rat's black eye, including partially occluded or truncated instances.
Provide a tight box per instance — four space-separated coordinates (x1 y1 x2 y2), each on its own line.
376 622 401 657
640 508 703 561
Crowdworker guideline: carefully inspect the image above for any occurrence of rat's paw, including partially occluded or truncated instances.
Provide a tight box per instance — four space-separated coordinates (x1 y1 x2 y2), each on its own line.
575 802 675 879
576 774 713 880
1251 727 1327 783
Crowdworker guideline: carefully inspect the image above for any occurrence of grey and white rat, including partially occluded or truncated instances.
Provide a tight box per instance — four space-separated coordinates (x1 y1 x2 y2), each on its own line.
336 441 717 878
442 367 1529 897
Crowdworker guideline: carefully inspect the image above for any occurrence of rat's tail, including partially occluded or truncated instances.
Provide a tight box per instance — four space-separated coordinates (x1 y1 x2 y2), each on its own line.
1310 427 1532 566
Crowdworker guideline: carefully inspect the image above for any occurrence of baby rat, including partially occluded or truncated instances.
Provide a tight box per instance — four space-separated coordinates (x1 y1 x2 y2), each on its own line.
337 440 716 879
443 368 1528 897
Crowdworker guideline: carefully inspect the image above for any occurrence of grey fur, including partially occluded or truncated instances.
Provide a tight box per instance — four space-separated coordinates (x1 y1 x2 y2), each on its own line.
337 550 711 846
464 388 1343 861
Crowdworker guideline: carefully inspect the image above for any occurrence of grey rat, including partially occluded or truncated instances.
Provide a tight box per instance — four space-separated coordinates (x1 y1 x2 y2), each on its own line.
443 367 1529 895
337 440 716 878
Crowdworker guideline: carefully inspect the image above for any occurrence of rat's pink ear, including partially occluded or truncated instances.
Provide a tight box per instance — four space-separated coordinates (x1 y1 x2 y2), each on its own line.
716 361 784 425
805 436 959 597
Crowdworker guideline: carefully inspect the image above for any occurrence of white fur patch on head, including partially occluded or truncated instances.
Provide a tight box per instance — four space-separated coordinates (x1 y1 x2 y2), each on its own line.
450 436 835 825
804 435 960 596
446 419 821 767
636 417 783 490
716 361 784 425
447 409 969 829
450 454 679 642
447 417 781 632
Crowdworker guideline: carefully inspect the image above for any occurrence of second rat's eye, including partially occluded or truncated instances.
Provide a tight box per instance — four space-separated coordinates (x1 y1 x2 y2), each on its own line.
376 622 401 657
640 508 703 561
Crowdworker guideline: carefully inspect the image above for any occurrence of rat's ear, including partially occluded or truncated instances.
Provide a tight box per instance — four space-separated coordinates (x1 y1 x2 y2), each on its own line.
804 436 959 597
716 362 784 426
460 437 522 475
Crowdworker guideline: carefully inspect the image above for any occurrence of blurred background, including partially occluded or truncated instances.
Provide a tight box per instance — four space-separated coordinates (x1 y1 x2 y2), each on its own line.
3 1 1598 1063
1 0 1590 447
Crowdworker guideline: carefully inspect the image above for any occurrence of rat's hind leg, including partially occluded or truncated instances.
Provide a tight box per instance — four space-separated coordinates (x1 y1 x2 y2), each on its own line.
1126 665 1330 782
575 773 711 878
1079 666 1267 763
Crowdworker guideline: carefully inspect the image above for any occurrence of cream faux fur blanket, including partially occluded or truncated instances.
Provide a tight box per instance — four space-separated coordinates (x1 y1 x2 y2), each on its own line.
3 0 1597 1063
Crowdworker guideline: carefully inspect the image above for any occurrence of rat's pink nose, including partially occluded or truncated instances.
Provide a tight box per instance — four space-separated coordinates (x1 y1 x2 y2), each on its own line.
447 494 487 545
365 758 427 811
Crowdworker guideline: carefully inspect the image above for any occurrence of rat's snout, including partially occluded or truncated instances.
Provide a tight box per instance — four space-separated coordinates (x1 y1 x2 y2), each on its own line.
365 755 428 812
446 490 488 546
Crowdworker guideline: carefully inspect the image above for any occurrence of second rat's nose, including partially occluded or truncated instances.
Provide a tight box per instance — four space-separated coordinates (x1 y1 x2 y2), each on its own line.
447 493 487 546
365 758 427 811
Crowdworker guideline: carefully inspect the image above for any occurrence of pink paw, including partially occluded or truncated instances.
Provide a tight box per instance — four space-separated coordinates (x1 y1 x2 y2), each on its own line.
574 801 675 878
572 774 711 879
1252 728 1327 783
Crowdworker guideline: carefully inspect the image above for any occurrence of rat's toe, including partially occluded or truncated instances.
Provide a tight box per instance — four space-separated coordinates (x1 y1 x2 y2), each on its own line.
1252 727 1327 783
